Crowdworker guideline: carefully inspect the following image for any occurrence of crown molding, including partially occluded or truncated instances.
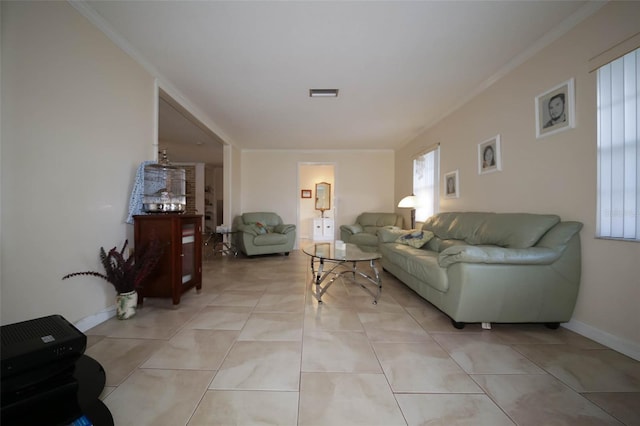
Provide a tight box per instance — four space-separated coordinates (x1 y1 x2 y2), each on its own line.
67 0 236 148
400 1 607 150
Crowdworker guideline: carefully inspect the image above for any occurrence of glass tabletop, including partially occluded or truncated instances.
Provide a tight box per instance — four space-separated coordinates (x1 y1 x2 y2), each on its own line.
302 242 381 262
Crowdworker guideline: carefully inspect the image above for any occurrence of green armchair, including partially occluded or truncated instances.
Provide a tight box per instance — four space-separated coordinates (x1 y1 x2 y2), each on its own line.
233 212 296 256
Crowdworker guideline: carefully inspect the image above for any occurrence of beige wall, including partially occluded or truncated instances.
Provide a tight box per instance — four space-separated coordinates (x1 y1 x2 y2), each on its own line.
396 2 640 357
241 150 395 243
1 2 156 326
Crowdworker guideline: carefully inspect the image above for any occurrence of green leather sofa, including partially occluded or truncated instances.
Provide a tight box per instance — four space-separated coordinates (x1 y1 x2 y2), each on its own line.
233 212 296 256
340 212 403 250
378 212 583 329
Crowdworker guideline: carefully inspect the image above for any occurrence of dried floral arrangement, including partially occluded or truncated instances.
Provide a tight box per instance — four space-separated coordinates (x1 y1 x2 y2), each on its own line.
62 238 164 294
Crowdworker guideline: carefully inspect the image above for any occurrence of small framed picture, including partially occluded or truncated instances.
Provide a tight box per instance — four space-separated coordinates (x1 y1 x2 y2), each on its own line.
535 78 575 139
301 189 312 199
444 170 459 198
478 134 502 175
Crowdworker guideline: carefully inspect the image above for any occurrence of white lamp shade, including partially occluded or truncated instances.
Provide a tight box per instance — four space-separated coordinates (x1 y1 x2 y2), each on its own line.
397 195 418 208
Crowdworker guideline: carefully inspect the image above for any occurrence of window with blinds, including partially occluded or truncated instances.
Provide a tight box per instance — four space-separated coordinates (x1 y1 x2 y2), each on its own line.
596 47 640 242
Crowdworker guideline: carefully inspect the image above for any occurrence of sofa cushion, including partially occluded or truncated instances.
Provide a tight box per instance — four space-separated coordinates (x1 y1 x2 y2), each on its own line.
438 239 469 252
350 233 378 247
406 252 448 292
424 236 442 252
274 223 296 234
380 244 448 292
424 212 560 249
358 212 402 228
363 226 383 235
467 213 560 248
253 233 288 246
425 212 488 240
438 245 561 268
242 212 282 227
342 224 363 234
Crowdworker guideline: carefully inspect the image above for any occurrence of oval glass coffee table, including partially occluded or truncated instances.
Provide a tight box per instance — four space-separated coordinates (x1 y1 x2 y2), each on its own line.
302 242 382 304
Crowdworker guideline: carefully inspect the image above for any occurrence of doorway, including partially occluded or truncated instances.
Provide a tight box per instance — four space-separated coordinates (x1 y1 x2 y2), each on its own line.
157 89 225 232
298 163 336 248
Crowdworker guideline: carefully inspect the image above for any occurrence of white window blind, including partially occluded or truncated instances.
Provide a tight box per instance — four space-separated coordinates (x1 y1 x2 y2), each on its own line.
413 146 439 222
597 47 640 242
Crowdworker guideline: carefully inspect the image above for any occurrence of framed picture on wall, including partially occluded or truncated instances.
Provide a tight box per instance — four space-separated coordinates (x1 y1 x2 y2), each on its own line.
444 170 459 198
478 134 502 175
535 78 575 139
301 189 312 199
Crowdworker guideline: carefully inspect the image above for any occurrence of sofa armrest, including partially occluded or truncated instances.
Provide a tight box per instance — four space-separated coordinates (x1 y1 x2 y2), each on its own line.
536 221 583 250
438 245 560 268
378 228 409 243
340 224 363 235
274 224 296 234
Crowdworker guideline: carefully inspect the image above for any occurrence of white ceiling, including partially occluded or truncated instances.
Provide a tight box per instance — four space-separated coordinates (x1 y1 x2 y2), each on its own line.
79 0 600 156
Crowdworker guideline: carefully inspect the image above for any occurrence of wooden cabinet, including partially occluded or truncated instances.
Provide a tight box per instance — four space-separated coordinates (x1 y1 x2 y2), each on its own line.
313 218 334 241
134 214 202 305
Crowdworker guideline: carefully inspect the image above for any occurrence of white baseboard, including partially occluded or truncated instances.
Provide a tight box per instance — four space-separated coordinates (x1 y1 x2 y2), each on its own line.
74 305 116 333
563 319 640 361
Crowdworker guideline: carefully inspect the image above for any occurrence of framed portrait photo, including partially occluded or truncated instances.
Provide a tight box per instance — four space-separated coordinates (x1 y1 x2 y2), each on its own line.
478 134 502 175
535 78 575 139
444 170 459 198
301 189 312 199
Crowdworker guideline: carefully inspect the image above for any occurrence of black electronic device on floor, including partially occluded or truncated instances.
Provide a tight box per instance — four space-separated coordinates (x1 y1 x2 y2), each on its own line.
1 315 113 425
1 314 87 382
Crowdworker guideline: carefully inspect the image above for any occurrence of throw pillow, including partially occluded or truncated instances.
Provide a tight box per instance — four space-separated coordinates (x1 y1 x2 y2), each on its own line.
255 222 269 234
396 230 434 248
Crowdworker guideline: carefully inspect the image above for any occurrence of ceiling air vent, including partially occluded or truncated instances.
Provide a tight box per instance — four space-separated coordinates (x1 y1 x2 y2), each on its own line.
309 89 339 98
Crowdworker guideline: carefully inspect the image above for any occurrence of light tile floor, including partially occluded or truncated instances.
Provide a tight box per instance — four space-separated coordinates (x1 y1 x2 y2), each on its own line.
85 250 640 426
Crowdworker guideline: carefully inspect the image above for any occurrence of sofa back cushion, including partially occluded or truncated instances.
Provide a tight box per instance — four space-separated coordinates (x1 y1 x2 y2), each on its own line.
423 212 560 249
242 212 283 227
426 212 488 241
357 212 403 229
470 213 560 248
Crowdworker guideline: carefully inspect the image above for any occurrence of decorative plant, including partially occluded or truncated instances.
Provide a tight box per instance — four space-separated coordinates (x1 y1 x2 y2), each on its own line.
63 238 164 294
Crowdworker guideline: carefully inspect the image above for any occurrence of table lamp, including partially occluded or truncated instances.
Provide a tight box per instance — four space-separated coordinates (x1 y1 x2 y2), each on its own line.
398 194 418 229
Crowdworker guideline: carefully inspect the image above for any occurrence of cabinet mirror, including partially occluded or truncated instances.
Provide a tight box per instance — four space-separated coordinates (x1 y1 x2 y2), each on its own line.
315 182 331 217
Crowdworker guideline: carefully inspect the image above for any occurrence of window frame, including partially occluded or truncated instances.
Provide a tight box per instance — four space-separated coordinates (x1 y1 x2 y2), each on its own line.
596 46 640 243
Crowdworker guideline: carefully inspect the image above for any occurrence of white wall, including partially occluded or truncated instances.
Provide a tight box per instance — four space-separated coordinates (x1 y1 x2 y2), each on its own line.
396 2 640 358
1 2 155 326
241 150 395 239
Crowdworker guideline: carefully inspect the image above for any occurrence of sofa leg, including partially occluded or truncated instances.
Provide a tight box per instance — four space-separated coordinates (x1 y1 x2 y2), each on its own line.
482 322 492 330
284 252 290 256
451 320 465 329
545 322 560 329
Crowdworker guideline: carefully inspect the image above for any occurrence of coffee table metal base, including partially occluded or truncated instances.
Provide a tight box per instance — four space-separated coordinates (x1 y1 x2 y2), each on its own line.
310 258 381 304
